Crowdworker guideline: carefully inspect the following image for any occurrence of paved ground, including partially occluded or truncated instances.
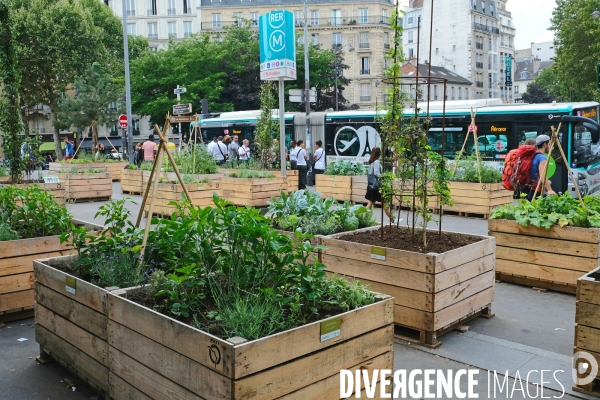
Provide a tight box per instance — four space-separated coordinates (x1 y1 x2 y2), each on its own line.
0 182 593 399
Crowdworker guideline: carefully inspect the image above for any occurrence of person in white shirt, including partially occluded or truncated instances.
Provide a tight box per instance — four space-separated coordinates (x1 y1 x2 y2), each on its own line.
212 136 228 165
295 140 308 189
238 139 251 164
228 135 240 165
288 140 298 169
207 136 217 154
313 140 325 175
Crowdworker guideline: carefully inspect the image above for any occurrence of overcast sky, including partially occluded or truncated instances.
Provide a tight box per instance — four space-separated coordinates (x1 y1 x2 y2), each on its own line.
401 0 556 50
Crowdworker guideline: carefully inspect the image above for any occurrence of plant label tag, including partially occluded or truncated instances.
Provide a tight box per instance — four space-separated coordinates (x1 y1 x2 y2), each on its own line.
320 317 341 342
43 176 60 183
330 177 335 180
65 276 77 295
371 246 386 261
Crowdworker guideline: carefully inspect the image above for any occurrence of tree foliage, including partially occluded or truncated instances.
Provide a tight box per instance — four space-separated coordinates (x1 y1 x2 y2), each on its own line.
254 81 277 169
550 0 600 102
521 82 556 104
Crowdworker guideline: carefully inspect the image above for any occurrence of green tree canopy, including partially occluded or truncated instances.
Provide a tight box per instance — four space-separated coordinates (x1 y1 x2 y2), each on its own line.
521 82 556 103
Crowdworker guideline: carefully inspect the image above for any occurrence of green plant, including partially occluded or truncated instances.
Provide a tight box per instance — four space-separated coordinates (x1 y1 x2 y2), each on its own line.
0 222 20 241
0 166 8 177
450 154 502 183
140 162 154 171
228 170 275 179
324 160 365 176
164 145 217 175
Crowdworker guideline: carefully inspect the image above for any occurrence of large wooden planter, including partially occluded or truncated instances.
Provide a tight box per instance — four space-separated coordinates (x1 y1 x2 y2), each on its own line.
489 219 600 293
144 179 222 217
120 168 143 195
0 220 101 321
102 162 128 181
320 226 496 348
50 161 127 181
58 172 113 202
445 182 513 218
351 175 368 204
13 182 66 207
106 288 393 399
287 169 299 191
315 175 352 202
573 267 600 396
221 176 288 207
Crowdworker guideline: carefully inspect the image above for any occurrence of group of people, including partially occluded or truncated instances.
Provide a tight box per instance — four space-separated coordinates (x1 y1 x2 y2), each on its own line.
206 135 252 165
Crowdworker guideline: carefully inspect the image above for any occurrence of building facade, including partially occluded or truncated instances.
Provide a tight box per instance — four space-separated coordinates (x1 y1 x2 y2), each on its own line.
530 41 555 62
513 58 554 103
401 60 473 102
402 4 423 61
498 0 516 103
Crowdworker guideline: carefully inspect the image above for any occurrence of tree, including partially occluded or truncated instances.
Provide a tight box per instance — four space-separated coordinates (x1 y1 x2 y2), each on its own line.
550 0 600 102
254 81 277 169
0 0 26 182
57 62 122 155
521 82 556 104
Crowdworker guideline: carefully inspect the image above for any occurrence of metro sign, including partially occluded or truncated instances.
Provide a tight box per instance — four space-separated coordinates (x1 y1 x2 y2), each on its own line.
259 10 296 80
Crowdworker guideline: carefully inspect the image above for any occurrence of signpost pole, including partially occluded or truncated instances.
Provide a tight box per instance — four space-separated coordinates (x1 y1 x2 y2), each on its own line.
279 77 286 178
122 0 134 163
177 85 181 143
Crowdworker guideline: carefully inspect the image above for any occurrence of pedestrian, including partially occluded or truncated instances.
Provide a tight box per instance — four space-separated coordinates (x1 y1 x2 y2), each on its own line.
524 134 556 201
228 135 240 166
238 139 251 165
141 134 158 162
207 136 217 154
212 136 228 165
272 139 279 168
134 143 143 166
63 137 74 160
288 140 298 169
95 142 104 160
296 140 308 189
313 140 325 175
365 147 392 219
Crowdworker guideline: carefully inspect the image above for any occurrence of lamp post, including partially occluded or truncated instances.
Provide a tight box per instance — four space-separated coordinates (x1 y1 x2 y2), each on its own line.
333 44 354 111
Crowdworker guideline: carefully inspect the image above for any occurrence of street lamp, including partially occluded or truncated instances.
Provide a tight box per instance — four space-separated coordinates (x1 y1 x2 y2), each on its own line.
333 44 354 111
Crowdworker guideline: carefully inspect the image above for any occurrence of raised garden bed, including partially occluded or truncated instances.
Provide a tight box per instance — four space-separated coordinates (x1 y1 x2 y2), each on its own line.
50 161 127 181
315 175 352 202
105 288 393 399
0 220 101 321
444 182 513 218
143 177 223 217
58 172 113 202
573 266 600 396
120 168 143 195
351 175 368 204
489 219 599 293
10 182 66 207
320 226 496 348
221 176 288 207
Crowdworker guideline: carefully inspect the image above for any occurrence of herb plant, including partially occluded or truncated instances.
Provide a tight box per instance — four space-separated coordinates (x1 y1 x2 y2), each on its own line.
228 170 276 179
324 160 366 176
450 154 502 183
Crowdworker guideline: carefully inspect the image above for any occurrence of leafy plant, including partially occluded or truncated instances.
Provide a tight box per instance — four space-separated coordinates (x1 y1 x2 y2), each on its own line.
450 154 502 183
163 145 217 175
0 222 20 241
228 170 275 179
324 160 365 176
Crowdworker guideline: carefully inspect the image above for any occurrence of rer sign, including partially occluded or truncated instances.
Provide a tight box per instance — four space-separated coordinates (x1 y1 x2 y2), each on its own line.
259 10 296 80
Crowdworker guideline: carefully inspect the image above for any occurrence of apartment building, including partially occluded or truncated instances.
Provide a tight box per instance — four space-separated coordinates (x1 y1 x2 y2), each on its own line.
498 0 516 103
402 4 423 61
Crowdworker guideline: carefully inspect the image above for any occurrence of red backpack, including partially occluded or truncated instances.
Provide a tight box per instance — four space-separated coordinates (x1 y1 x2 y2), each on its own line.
502 145 537 191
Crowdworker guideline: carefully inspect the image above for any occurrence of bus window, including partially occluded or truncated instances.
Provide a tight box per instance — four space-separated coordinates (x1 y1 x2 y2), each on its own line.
428 127 465 158
473 123 511 161
571 124 599 168
516 126 540 145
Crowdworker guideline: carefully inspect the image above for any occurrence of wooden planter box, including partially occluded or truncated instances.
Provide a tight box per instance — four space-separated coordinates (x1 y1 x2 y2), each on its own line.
106 289 393 399
103 162 128 181
221 176 288 207
444 182 513 218
120 168 143 195
0 220 102 321
286 169 299 192
351 175 368 204
315 175 352 202
144 179 222 217
33 256 135 397
320 226 496 348
58 172 113 202
50 161 127 181
489 219 600 293
573 267 600 396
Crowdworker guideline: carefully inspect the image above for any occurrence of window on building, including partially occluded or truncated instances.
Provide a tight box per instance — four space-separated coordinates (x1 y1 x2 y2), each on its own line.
150 46 158 52
127 23 136 36
490 1 494 15
147 0 156 16
168 0 176 15
147 22 158 40
408 31 413 43
383 32 389 49
453 44 456 52
514 85 519 94
360 57 370 74
332 9 341 26
233 12 242 20
311 33 319 45
473 0 477 10
465 90 469 99
212 13 221 29
125 0 135 16
434 85 438 100
435 47 439 55
311 10 319 25
481 1 485 13
184 21 192 37
458 87 462 100
382 9 387 22
360 83 371 101
359 32 369 48
294 10 303 26
451 87 455 100
408 48 414 58
332 32 341 46
183 0 190 14
168 22 177 38
408 16 413 25
251 12 258 27
359 8 368 24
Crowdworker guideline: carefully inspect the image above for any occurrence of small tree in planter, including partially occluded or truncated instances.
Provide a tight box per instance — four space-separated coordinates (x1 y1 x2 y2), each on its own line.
254 81 277 170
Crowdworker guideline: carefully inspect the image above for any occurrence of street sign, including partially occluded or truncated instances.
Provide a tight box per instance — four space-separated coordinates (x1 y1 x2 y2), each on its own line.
289 89 316 102
289 89 304 96
174 87 187 95
259 10 296 80
173 103 192 115
505 56 513 87
289 96 304 102
170 115 197 123
118 114 128 128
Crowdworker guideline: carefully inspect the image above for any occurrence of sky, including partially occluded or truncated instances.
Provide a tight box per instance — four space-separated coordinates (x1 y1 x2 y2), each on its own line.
401 0 556 50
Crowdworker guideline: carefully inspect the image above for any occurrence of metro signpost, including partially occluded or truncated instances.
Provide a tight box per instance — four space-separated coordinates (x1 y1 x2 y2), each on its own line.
259 10 296 177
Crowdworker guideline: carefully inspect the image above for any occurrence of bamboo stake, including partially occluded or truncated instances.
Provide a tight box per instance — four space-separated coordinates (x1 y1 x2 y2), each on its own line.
155 124 195 203
532 124 559 202
97 126 124 161
451 108 480 180
71 124 91 158
554 127 585 208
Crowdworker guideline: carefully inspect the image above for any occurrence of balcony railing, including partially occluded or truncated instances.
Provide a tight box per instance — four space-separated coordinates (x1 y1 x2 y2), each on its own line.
359 42 370 48
473 22 500 35
476 62 484 68
148 33 158 40
184 32 192 38
476 43 483 49
360 96 371 101
126 9 135 16
211 22 222 29
332 43 342 50
147 9 156 16
201 15 390 30
384 43 390 49
168 8 176 15
476 81 484 88
360 69 370 75
183 7 192 14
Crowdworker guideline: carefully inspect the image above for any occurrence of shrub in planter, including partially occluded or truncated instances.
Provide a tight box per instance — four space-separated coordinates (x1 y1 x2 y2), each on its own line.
144 175 221 216
221 170 288 207
49 153 127 181
317 160 366 202
490 194 600 292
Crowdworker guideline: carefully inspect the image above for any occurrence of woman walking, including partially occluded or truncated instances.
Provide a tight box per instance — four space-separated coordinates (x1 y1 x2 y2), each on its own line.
365 147 391 219
313 140 325 175
296 140 308 189
288 140 298 169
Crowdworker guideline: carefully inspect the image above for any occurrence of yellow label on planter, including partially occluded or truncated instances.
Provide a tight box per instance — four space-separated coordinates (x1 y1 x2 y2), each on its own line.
371 246 386 261
65 276 76 295
320 317 341 342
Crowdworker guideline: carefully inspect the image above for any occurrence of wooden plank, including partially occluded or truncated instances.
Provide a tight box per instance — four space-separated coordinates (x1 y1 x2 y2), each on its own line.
576 325 600 354
35 284 107 339
33 260 107 314
448 182 505 191
434 287 494 331
66 183 113 192
434 270 495 311
233 325 393 400
0 235 67 259
394 304 433 331
433 236 495 272
109 346 205 400
35 303 108 365
0 251 68 277
316 175 352 184
0 273 33 294
496 259 586 287
576 301 600 330
0 289 33 312
276 351 393 400
489 219 600 244
498 246 597 273
108 321 231 398
109 372 153 400
36 323 109 393
491 232 599 258
322 254 434 292
107 292 234 378
497 273 576 294
233 296 394 379
579 278 600 306
434 254 495 292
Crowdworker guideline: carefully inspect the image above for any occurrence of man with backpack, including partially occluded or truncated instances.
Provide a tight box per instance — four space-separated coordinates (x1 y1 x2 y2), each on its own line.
526 135 556 200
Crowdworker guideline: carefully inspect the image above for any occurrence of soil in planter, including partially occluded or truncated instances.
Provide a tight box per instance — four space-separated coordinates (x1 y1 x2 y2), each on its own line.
338 226 482 254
